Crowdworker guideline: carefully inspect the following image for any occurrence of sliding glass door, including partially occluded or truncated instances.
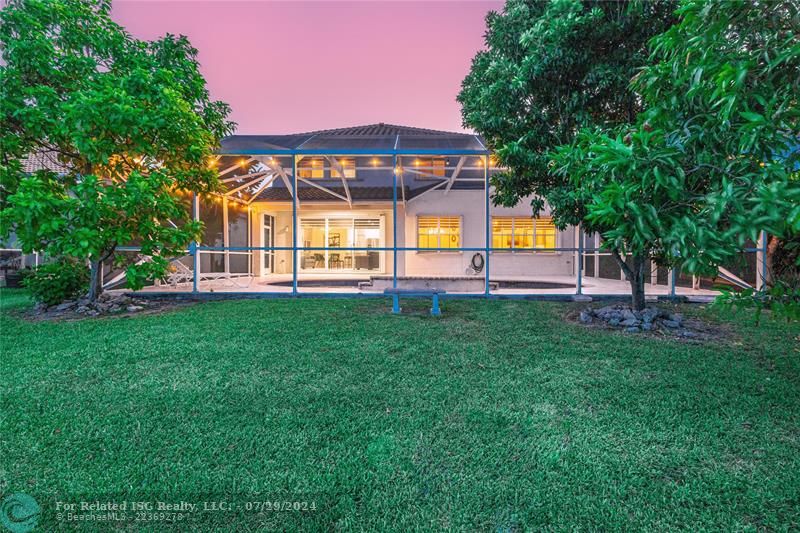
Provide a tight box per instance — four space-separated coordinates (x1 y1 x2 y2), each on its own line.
300 216 383 273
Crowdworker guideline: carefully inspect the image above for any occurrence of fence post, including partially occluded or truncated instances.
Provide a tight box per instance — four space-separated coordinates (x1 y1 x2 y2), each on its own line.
292 155 298 296
756 230 768 290
576 225 583 296
392 153 398 290
192 192 199 294
484 155 490 297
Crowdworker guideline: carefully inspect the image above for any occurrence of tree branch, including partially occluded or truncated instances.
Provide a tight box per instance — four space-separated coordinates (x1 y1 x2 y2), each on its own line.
610 248 634 280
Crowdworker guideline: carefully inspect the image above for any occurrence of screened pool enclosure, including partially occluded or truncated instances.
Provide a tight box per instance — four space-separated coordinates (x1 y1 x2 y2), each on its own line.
90 124 766 299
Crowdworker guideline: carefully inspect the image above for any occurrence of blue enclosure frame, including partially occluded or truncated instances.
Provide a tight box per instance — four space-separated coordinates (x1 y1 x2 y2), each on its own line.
116 141 769 300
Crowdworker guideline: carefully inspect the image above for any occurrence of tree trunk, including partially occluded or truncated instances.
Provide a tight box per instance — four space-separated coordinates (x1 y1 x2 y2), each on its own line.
611 250 648 311
629 255 647 311
88 259 103 302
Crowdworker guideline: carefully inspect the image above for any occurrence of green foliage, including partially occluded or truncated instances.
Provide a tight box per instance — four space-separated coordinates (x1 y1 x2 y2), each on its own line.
21 258 89 306
0 0 234 298
554 0 800 313
461 0 799 311
459 0 677 309
716 234 800 322
458 0 677 222
715 283 800 323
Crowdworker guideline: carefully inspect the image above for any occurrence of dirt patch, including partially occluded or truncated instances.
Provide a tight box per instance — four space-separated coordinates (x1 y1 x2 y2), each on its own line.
22 292 193 322
567 302 735 343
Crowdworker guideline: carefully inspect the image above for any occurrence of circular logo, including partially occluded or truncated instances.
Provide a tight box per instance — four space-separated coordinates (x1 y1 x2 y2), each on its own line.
0 493 40 533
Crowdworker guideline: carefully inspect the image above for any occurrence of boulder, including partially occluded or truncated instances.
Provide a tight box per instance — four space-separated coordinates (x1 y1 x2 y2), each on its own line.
579 311 593 324
620 318 640 327
624 326 640 333
661 319 681 328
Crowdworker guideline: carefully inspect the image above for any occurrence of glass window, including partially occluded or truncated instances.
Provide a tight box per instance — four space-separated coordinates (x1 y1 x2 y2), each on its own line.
330 157 356 179
298 157 324 179
492 216 555 251
300 217 381 271
417 216 461 250
298 157 356 179
411 157 447 178
533 217 557 251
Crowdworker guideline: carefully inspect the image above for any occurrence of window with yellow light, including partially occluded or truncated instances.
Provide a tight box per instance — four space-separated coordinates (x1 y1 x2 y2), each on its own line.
417 216 461 250
491 216 556 251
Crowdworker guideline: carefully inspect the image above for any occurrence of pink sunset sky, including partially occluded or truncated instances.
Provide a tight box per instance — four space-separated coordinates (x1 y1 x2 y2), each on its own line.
112 1 503 135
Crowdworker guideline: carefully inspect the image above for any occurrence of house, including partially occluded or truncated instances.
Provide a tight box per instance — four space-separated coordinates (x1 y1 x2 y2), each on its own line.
5 123 759 296
194 122 582 294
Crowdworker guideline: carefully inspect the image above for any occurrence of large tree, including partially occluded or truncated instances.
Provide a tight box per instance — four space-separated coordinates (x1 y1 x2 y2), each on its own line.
458 0 677 309
0 0 234 300
552 0 799 309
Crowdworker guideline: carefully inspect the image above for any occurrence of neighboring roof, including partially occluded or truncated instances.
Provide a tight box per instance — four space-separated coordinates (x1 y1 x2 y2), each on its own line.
220 123 488 155
20 152 73 174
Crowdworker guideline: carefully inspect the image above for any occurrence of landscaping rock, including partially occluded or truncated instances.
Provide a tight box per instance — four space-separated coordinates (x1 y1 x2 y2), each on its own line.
126 305 144 313
668 313 684 325
574 303 709 340
55 301 75 311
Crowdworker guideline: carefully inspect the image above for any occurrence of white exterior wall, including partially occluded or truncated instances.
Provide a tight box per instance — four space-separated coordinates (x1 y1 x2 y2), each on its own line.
403 189 575 278
248 192 576 278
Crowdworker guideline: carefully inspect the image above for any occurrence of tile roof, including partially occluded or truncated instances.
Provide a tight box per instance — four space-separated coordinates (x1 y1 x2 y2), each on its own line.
20 152 73 174
220 123 487 154
296 123 470 137
256 185 409 202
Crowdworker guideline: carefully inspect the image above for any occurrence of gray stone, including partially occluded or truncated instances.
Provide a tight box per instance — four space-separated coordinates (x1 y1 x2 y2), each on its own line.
75 306 90 314
620 318 640 327
641 322 654 331
622 310 637 321
596 306 619 316
642 308 660 323
579 311 593 324
661 319 681 328
126 305 144 312
624 326 640 333
669 313 684 324
608 318 620 327
54 301 75 311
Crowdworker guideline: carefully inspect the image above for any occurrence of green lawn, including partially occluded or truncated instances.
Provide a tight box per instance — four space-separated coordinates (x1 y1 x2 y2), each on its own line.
2 289 799 531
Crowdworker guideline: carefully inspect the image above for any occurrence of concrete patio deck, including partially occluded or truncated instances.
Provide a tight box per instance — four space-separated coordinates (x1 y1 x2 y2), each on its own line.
135 273 719 299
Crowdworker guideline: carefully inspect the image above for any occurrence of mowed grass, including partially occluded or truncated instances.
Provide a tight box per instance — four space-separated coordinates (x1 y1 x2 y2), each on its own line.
2 289 800 531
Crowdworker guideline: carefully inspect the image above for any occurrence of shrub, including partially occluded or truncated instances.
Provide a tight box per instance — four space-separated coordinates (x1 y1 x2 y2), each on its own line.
22 258 90 306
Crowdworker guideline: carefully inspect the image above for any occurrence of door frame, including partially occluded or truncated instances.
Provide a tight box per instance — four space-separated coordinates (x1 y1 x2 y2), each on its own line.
261 213 275 275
